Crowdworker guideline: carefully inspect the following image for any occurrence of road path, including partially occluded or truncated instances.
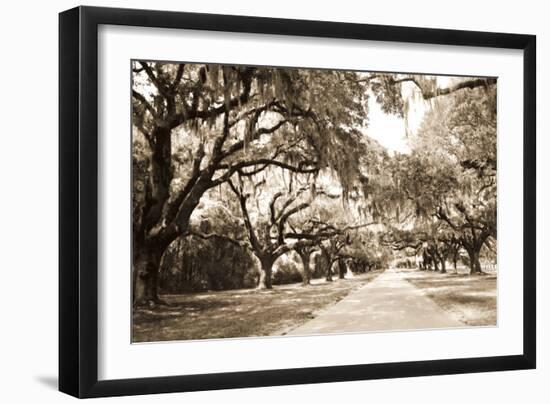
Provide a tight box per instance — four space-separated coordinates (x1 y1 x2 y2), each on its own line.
287 267 464 335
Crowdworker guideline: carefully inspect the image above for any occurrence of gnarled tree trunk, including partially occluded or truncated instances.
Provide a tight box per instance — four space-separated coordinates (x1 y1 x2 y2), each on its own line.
467 248 483 274
133 248 163 305
440 258 446 273
320 246 333 282
432 260 439 271
296 248 312 286
338 259 347 279
258 257 274 289
429 252 439 271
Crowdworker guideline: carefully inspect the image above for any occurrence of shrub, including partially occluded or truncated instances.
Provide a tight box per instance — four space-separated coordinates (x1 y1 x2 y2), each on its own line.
159 236 257 293
272 256 303 285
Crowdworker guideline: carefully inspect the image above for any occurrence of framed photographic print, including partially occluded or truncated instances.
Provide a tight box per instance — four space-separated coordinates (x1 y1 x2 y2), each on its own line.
59 6 536 398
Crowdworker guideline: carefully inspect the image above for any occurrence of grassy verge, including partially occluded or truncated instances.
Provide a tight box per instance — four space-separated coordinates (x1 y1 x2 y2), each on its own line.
133 270 383 342
404 270 497 326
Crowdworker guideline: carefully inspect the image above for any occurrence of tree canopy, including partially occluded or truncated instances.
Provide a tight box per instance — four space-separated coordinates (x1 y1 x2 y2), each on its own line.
131 61 497 303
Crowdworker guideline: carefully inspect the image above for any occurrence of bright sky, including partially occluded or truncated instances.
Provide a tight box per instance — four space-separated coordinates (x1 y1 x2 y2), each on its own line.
365 96 412 154
365 76 453 154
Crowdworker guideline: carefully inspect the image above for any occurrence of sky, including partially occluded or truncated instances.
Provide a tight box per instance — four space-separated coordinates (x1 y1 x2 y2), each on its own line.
364 76 453 154
364 96 412 154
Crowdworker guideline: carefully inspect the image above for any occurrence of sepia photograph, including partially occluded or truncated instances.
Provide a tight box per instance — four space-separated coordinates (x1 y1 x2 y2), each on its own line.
131 61 497 343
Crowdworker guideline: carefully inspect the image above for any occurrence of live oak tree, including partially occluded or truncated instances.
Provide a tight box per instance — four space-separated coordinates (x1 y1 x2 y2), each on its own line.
131 62 263 303
385 83 497 274
287 178 381 282
343 230 388 272
290 210 350 283
291 222 353 285
424 86 497 274
425 223 453 273
294 244 318 285
382 225 445 272
387 152 495 275
132 62 370 303
378 150 455 270
227 175 319 289
287 212 329 285
226 163 375 288
436 195 496 274
434 231 462 273
320 235 349 281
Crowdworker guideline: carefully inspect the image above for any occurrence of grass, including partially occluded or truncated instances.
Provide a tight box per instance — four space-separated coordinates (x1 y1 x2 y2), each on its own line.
403 269 497 326
132 270 383 342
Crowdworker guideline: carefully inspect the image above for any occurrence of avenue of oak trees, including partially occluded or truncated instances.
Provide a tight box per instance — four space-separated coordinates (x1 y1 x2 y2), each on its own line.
132 61 497 305
381 84 497 274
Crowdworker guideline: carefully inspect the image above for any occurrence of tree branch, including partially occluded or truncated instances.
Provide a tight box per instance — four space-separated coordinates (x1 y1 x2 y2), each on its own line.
164 143 206 226
228 178 261 253
269 192 283 226
139 61 169 96
221 119 289 159
170 64 185 93
277 202 310 245
169 67 255 129
132 89 157 119
400 76 497 100
210 158 318 187
184 230 247 248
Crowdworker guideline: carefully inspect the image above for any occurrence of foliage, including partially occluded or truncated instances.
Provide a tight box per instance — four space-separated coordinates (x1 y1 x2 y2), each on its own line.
132 61 499 303
273 254 303 285
131 61 385 300
159 235 258 292
383 83 497 274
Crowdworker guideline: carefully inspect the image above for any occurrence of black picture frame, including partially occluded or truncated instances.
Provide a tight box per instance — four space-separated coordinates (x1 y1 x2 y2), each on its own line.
59 5 536 398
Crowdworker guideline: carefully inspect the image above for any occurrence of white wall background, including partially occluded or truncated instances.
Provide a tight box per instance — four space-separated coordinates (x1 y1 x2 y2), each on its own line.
0 1 546 402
